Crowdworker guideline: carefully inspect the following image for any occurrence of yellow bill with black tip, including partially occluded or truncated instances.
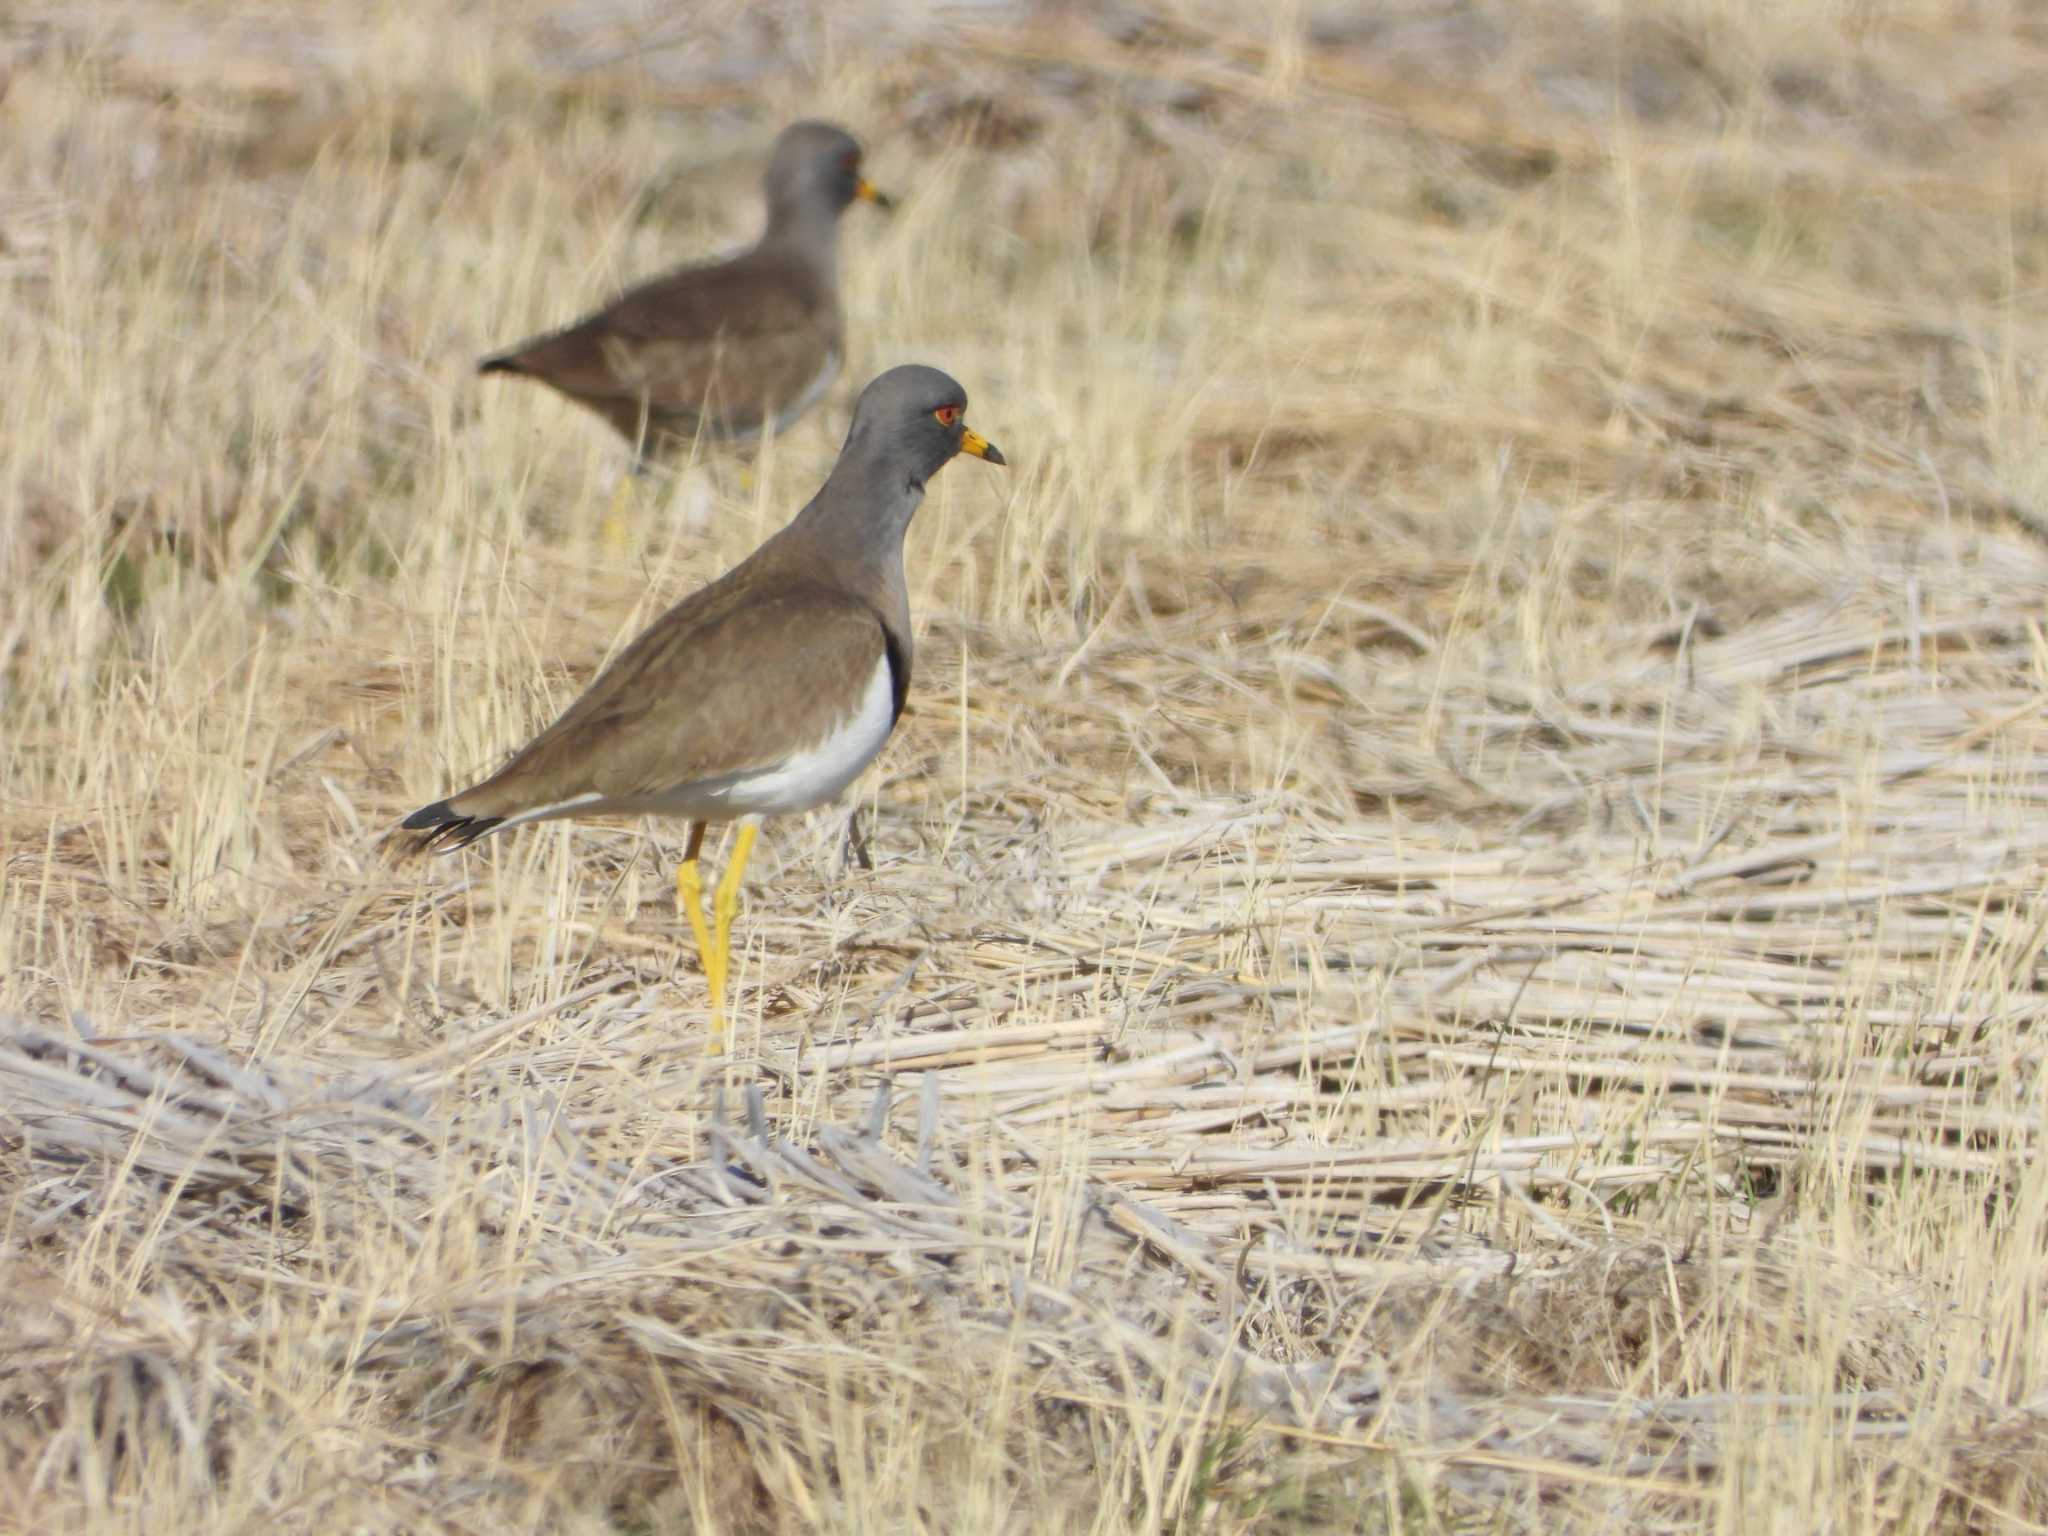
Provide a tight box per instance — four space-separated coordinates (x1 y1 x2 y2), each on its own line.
855 178 894 210
959 427 1006 466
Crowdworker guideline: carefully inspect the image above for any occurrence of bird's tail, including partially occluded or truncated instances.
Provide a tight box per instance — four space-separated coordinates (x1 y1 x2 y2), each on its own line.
402 799 506 851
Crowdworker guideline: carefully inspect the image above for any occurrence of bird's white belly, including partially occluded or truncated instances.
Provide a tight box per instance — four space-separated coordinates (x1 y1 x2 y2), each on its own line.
658 652 894 819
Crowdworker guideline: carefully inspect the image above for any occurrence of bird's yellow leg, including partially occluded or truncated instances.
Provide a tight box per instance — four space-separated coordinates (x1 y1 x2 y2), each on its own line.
707 820 759 1055
673 823 723 1051
607 408 654 549
600 471 637 552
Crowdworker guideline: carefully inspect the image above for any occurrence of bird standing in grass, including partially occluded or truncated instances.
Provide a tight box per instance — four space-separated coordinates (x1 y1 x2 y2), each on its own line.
407 365 1005 1050
479 120 892 468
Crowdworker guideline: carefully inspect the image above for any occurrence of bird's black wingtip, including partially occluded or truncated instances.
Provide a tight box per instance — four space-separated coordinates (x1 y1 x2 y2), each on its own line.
402 799 457 831
477 353 519 376
402 801 505 852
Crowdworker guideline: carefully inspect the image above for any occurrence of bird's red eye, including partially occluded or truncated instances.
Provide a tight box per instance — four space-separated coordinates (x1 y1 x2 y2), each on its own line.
842 152 860 173
934 405 962 427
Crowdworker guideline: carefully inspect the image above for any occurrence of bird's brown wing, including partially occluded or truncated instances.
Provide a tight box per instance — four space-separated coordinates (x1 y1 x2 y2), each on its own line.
484 252 840 438
446 572 896 820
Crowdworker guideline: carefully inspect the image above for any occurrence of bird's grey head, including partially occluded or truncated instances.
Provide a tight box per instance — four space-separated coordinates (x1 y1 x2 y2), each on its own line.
840 364 1008 495
763 121 892 226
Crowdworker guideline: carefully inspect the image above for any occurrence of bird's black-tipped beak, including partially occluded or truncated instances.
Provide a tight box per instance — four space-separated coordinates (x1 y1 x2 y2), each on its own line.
855 178 894 211
959 427 1005 466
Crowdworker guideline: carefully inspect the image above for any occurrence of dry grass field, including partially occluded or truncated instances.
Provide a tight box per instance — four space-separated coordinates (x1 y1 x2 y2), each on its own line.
6 0 2048 1529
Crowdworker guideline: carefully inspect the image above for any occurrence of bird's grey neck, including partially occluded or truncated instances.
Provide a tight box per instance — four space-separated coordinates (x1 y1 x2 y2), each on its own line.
778 462 917 602
760 200 841 270
791 467 923 571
